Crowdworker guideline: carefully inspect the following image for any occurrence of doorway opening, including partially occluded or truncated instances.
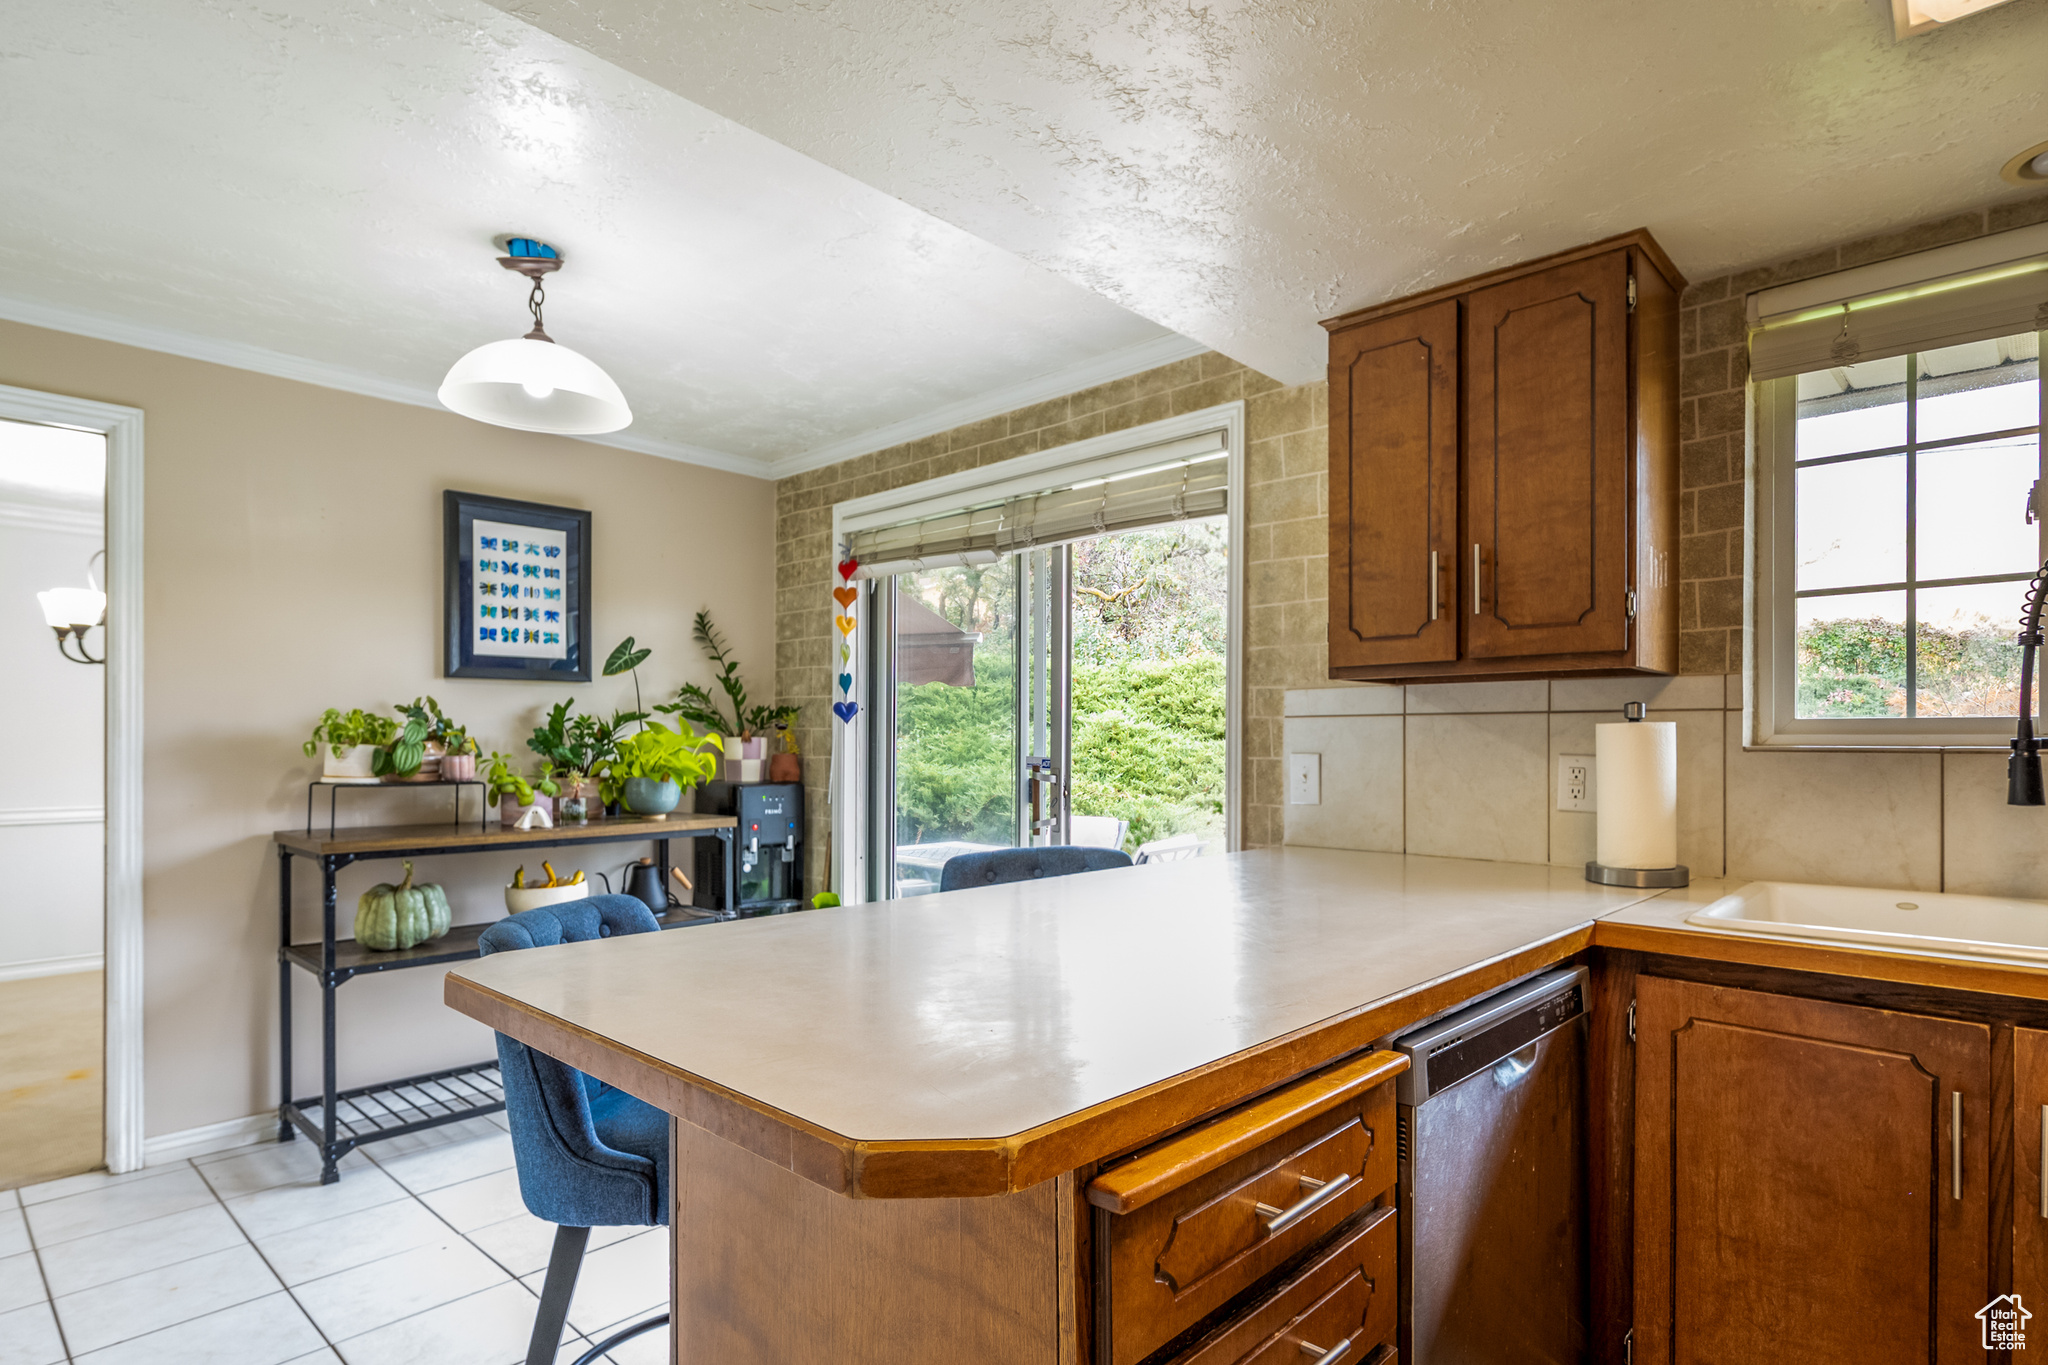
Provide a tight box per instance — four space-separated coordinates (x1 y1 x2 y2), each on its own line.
833 404 1244 903
0 416 105 1188
883 520 1229 897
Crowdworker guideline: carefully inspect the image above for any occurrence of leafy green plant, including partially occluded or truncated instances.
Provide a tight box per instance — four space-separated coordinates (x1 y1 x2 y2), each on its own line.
603 636 654 733
526 698 635 780
599 721 722 804
395 696 477 757
484 751 560 807
303 708 399 758
660 610 797 738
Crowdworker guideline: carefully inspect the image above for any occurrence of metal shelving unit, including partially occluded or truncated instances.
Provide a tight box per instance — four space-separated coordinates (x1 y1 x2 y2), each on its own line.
274 813 737 1182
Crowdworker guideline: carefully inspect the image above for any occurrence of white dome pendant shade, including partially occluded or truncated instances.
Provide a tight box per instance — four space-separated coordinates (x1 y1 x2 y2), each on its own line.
438 239 632 436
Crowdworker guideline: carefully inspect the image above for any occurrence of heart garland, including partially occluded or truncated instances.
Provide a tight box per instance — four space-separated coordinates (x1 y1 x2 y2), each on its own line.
834 556 859 722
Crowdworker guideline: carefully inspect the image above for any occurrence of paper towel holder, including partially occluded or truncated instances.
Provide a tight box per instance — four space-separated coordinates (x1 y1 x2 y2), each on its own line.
1585 701 1690 888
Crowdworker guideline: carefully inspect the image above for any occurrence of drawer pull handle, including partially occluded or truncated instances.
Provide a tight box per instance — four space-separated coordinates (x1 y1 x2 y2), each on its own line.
1255 1172 1354 1237
1297 1338 1352 1365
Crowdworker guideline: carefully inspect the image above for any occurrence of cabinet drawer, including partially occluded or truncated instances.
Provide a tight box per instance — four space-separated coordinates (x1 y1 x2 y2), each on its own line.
1171 1205 1396 1365
1091 1052 1403 1365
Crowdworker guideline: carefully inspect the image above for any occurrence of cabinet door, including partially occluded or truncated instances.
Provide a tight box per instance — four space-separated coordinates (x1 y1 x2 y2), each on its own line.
1633 976 1990 1364
1464 250 1631 660
1327 300 1458 670
2017 1029 2048 1332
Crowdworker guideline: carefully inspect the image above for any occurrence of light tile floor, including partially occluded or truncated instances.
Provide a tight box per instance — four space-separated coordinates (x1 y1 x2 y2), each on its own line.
1 1115 669 1365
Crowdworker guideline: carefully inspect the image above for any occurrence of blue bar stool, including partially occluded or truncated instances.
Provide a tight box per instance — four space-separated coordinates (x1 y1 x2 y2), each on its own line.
937 845 1132 891
477 897 672 1365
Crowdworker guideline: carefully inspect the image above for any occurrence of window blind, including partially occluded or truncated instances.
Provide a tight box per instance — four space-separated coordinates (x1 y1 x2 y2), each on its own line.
845 431 1228 579
1749 252 2048 382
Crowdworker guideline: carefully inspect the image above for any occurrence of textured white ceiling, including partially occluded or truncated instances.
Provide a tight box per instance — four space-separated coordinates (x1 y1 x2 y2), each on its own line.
486 0 2048 386
0 0 1183 473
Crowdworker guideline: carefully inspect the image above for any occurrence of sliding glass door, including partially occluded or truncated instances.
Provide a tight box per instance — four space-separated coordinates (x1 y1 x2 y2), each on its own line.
877 517 1228 899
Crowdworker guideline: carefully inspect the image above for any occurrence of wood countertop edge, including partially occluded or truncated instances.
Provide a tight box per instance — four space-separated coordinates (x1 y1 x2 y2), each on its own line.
1588 919 2048 1000
446 922 1601 1201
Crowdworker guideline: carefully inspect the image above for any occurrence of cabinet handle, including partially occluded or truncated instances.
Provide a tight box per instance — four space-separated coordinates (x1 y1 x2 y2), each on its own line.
1297 1339 1352 1365
2040 1105 2046 1218
1255 1172 1353 1236
1952 1091 1963 1200
1429 550 1439 621
1471 543 1482 615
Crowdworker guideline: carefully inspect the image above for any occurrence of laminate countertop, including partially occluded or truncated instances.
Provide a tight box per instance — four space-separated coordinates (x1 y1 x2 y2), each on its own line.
445 847 1665 1198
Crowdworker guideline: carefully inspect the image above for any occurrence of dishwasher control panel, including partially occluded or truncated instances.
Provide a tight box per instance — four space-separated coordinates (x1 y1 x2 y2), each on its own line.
1393 967 1588 1104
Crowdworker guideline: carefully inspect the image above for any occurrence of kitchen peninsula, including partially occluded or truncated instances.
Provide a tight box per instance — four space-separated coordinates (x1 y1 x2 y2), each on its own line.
445 848 2048 1364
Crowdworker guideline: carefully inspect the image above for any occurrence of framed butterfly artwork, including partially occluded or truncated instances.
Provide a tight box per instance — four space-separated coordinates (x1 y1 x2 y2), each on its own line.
442 490 592 681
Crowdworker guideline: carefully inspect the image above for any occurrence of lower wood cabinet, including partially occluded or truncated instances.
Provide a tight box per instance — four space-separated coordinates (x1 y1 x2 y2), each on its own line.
1089 1051 1405 1365
2013 1028 2048 1330
1631 975 1991 1363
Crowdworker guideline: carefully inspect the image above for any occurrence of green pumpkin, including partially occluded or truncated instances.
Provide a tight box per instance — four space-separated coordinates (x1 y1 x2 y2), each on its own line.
354 861 453 950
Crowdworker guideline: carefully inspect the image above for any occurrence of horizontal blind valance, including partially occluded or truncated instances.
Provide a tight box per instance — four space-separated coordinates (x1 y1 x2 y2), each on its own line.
846 432 1228 579
1750 256 2048 382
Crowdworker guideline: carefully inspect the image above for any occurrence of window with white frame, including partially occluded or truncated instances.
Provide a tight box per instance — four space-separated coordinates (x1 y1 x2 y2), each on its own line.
1788 334 2040 720
1752 229 2048 745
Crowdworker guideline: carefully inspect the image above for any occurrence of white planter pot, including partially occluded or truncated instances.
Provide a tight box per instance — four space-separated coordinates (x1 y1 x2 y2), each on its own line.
321 744 379 782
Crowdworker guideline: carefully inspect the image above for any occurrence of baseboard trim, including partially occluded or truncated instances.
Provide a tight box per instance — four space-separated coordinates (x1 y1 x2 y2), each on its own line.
143 1112 274 1166
0 953 102 984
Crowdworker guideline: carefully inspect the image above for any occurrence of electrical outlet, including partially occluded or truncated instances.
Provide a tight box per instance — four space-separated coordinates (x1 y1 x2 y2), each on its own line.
1289 753 1321 805
1557 754 1596 812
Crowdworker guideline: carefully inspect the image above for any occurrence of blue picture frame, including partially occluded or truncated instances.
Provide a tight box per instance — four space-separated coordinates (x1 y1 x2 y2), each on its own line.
443 490 592 681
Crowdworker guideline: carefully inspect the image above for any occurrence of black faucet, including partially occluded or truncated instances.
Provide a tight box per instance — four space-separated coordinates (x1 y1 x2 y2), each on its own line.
2013 563 2047 805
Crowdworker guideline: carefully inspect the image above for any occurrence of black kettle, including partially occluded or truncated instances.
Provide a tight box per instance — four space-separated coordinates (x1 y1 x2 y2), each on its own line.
624 858 665 914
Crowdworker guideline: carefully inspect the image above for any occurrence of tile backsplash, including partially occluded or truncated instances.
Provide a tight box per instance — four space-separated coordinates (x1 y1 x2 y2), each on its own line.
1283 678 2039 895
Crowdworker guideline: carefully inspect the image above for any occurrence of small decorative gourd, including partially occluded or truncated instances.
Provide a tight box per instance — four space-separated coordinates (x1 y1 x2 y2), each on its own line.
354 861 453 950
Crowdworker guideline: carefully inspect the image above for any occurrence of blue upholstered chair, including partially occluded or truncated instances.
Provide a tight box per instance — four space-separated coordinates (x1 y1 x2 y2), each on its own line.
477 897 671 1365
936 845 1133 893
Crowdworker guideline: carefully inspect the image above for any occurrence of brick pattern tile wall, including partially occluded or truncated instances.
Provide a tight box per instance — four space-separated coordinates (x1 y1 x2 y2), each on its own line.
775 353 1325 891
1677 192 2048 673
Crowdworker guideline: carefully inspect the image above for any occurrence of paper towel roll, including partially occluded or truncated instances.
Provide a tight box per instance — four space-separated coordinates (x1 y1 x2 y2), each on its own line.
1595 721 1677 869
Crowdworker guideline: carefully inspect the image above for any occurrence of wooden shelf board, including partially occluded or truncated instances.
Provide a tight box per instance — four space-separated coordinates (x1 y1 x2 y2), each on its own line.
275 814 735 858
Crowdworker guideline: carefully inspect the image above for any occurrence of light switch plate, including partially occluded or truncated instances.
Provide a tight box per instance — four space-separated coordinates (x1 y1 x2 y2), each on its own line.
1289 753 1321 805
1557 754 1596 812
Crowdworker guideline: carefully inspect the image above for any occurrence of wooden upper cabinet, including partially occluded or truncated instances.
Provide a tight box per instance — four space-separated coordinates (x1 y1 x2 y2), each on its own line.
1321 230 1682 683
1327 300 1458 671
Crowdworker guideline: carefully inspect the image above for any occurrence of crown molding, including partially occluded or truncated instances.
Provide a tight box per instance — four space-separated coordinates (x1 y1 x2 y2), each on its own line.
0 293 1212 487
0 498 102 534
764 331 1212 481
0 292 773 478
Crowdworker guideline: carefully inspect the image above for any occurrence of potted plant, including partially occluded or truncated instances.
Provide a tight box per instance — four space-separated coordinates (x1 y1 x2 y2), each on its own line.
660 611 799 781
527 698 638 821
303 708 400 782
392 696 480 782
485 750 560 825
600 721 722 818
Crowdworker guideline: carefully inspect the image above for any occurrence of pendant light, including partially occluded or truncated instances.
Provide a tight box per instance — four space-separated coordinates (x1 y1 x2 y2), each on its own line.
437 238 632 436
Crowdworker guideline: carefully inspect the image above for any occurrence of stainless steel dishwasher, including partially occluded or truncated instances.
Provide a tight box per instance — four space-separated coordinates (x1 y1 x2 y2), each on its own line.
1392 965 1590 1364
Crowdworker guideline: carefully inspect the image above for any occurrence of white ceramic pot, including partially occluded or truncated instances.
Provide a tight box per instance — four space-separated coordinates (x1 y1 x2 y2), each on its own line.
504 882 591 914
322 744 379 782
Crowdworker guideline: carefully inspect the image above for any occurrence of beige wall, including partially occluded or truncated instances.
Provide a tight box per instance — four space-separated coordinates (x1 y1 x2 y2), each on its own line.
0 318 776 1140
774 355 1326 887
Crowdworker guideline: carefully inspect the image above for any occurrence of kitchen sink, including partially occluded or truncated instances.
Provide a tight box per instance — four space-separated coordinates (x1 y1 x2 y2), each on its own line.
1685 881 2048 963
